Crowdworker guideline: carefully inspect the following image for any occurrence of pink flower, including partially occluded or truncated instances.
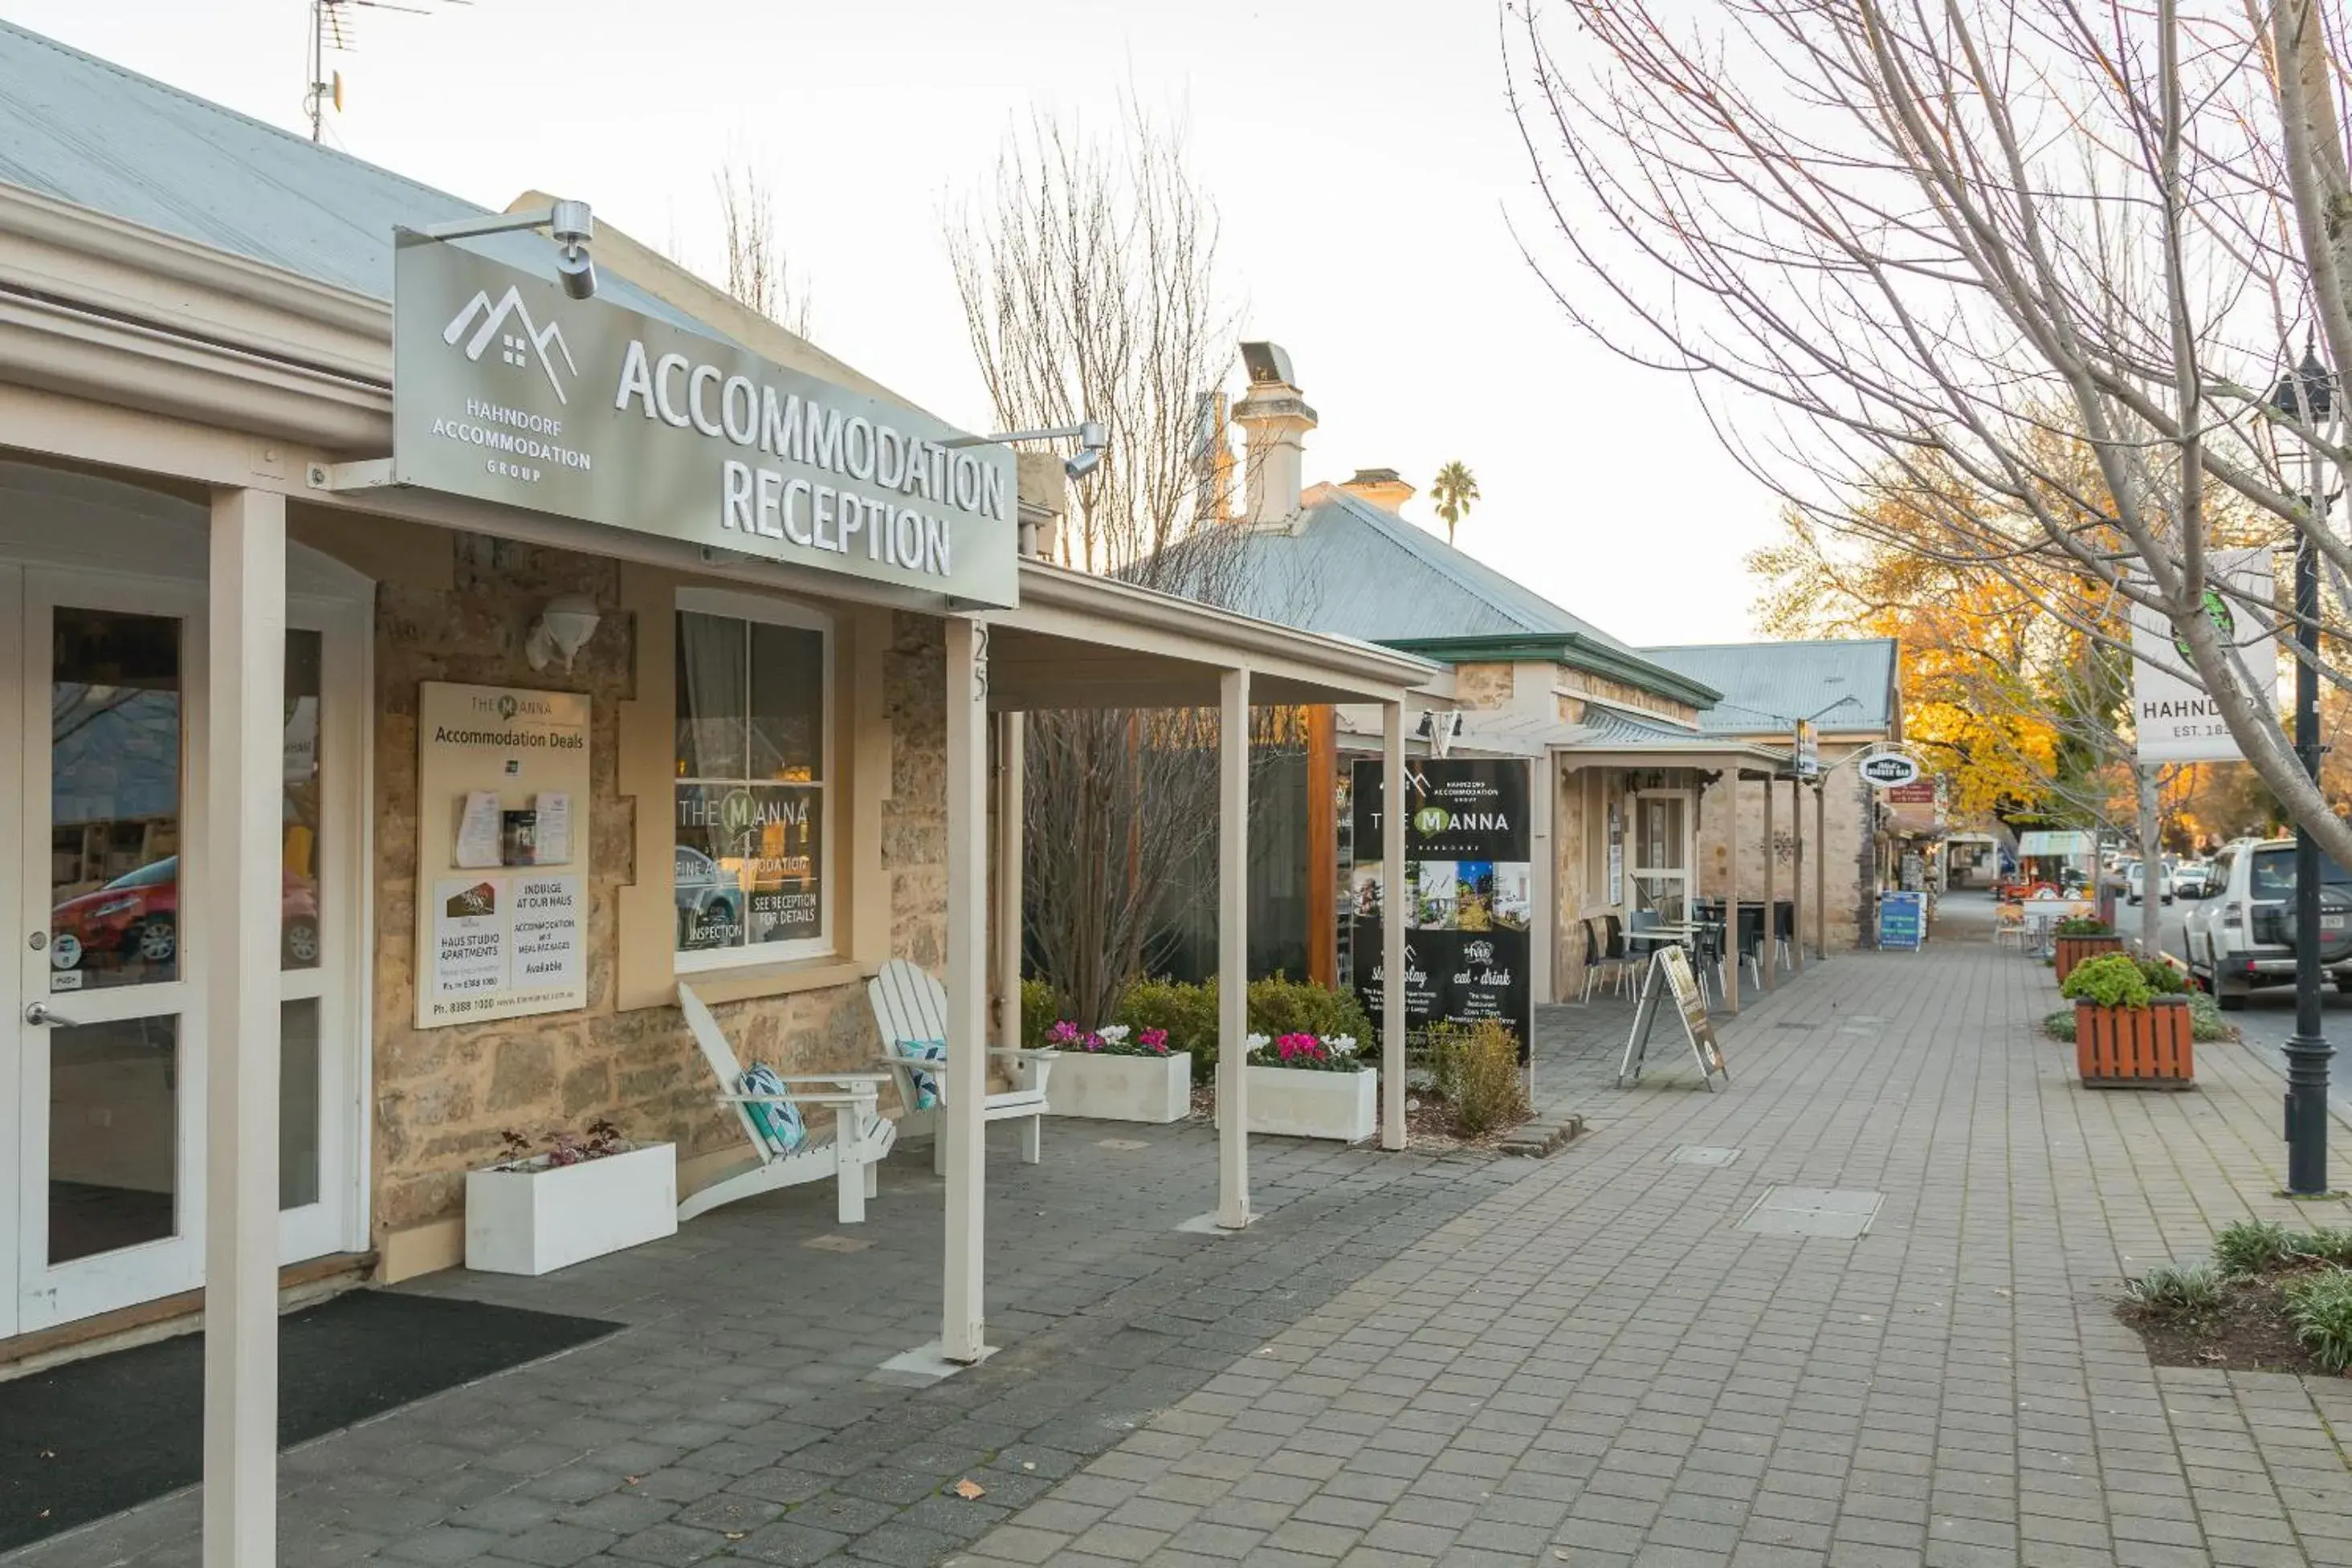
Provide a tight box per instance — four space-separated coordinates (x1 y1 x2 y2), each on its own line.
1276 1032 1323 1063
1082 1031 1105 1053
1046 1020 1082 1047
1138 1027 1169 1053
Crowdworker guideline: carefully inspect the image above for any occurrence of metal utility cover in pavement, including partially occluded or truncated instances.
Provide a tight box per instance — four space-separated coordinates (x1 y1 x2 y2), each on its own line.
1738 1186 1882 1238
1668 1146 1741 1167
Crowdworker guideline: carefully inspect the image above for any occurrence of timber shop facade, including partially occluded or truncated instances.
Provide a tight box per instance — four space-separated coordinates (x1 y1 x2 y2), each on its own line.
0 24 1437 1556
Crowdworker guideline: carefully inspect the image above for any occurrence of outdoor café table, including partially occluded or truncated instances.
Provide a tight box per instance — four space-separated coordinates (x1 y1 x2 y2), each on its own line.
2020 898 2093 958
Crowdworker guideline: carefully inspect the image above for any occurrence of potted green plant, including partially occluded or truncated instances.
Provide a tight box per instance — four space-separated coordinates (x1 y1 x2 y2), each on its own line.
2059 953 2193 1087
2051 914 2122 982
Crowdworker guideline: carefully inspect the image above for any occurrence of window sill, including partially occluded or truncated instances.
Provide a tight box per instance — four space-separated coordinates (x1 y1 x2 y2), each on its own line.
677 955 878 1007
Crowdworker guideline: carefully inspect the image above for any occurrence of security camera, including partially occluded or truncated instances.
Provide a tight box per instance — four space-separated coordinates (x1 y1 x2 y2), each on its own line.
1064 446 1103 482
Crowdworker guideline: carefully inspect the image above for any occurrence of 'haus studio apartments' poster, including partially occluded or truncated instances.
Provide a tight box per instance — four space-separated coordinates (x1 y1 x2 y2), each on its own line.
1349 757 1534 1057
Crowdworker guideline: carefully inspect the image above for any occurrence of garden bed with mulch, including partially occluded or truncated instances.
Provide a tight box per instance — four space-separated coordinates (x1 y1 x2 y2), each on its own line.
2117 1220 2352 1378
1182 1082 1528 1151
2118 1269 2334 1375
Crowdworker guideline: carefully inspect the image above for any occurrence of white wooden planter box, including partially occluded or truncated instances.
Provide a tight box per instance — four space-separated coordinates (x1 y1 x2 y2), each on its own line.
1046 1051 1192 1124
465 1141 678 1277
1243 1065 1378 1142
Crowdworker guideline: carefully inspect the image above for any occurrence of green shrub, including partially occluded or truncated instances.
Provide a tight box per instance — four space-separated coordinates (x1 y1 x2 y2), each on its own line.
2126 1261 2224 1318
2059 953 2155 1008
2044 1008 2077 1042
1111 975 1375 1086
2286 1268 2352 1373
2187 992 2235 1043
1115 979 1220 1081
1429 1019 1529 1135
1019 978 1062 1050
2053 915 2113 937
2138 955 2189 996
2298 1228 2352 1265
2213 1217 2301 1276
1246 975 1373 1046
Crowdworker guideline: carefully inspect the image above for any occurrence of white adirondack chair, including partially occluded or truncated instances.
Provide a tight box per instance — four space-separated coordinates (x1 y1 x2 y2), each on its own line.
866 959 1057 1174
675 983 898 1224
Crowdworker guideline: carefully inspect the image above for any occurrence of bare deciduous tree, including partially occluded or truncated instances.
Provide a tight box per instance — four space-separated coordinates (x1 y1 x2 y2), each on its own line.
1505 0 2352 872
945 104 1270 1024
715 162 813 340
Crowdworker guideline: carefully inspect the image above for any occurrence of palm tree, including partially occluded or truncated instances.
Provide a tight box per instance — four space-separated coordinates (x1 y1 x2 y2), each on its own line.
1429 461 1479 547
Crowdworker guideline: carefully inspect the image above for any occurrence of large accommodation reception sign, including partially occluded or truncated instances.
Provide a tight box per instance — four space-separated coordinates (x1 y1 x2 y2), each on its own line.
1348 757 1534 1057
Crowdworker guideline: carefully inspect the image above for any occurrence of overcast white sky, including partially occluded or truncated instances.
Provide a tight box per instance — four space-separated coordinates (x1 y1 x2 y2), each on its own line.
6 0 1780 645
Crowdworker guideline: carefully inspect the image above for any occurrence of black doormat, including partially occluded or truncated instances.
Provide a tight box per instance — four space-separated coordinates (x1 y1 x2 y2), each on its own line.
0 1288 618 1553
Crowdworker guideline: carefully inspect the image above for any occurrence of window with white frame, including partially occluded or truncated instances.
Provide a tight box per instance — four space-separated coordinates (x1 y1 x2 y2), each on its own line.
673 590 832 967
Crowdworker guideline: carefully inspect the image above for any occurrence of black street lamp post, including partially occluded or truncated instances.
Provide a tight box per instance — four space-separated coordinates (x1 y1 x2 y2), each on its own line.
2269 345 2334 1196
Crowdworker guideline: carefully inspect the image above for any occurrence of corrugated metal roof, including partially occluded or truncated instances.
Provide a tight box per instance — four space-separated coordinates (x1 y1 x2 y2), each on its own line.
1641 638 1900 738
1213 489 1641 650
1440 705 1788 764
0 19 711 332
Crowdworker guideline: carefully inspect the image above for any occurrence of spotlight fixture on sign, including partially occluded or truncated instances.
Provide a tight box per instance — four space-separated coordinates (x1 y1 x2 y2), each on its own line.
942 420 1110 483
416 199 599 301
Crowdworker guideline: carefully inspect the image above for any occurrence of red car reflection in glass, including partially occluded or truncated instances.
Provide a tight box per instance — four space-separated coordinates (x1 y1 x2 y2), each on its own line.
50 856 320 971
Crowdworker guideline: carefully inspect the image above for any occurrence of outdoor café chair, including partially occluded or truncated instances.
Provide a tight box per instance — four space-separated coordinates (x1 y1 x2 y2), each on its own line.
868 959 1058 1175
675 983 896 1225
1582 917 1635 1001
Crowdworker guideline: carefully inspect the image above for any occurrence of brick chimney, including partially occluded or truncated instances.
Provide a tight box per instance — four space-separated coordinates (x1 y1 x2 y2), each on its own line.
1339 467 1415 515
1231 341 1318 528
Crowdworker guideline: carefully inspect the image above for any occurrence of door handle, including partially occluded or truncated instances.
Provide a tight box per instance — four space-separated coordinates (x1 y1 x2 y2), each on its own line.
24 1002 78 1028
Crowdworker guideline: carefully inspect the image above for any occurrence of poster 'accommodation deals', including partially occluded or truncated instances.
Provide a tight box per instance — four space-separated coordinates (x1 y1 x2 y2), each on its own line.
1348 757 1535 1057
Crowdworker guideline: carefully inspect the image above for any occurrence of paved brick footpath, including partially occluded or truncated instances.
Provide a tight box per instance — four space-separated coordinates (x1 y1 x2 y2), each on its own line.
18 904 2352 1566
8 1073 1531 1567
956 910 2352 1567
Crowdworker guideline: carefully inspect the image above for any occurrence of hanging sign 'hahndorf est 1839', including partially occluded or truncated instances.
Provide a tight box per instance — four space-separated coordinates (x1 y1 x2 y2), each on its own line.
391 238 1020 609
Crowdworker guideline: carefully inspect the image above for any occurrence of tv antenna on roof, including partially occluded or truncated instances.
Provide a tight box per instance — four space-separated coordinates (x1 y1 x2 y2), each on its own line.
307 0 471 143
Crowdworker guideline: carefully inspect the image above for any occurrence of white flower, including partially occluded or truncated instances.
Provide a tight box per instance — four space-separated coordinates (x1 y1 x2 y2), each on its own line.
1096 1024 1131 1043
1326 1035 1358 1055
1245 1032 1270 1050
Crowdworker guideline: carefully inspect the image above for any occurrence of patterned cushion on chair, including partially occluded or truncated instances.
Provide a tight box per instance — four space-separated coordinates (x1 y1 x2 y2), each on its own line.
736 1064 807 1156
893 1038 949 1110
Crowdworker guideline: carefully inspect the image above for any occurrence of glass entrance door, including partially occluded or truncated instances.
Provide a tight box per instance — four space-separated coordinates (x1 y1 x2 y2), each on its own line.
1631 791 1693 922
12 574 207 1333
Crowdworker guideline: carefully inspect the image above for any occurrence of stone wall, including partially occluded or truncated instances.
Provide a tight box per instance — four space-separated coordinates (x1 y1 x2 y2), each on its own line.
1551 768 1629 1000
1451 662 1514 711
1694 746 1875 950
368 533 946 1248
1556 670 1700 727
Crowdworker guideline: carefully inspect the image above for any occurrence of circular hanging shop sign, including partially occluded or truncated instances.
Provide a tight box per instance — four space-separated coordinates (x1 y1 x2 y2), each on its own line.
1860 752 1923 789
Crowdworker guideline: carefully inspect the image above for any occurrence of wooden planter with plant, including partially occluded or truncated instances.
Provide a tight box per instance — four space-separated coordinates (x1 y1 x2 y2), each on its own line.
2060 952 2194 1089
2051 916 2122 983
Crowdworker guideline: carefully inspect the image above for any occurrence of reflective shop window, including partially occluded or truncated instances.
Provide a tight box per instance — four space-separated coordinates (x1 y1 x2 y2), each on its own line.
675 609 827 960
49 609 183 989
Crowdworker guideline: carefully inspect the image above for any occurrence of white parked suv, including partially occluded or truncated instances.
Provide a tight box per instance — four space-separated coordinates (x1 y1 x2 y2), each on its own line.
2184 837 2352 1008
2125 860 2171 906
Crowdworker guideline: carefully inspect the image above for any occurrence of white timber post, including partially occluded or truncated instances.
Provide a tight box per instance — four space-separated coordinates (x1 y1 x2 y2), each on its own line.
1380 702 1408 1151
942 617 990 1362
1723 769 1741 1016
1762 775 1777 992
203 487 285 1568
1791 777 1805 975
995 711 1024 1049
1217 666 1253 1229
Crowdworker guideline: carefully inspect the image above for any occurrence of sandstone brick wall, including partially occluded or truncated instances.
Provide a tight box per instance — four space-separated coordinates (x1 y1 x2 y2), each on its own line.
368 533 946 1244
1452 662 1514 711
1556 670 1700 727
1694 747 1875 949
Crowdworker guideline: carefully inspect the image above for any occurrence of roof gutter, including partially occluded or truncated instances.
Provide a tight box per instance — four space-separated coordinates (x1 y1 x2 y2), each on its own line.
1378 631 1723 710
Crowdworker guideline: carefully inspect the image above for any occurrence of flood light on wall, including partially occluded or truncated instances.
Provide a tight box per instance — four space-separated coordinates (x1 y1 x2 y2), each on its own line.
526 594 601 672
